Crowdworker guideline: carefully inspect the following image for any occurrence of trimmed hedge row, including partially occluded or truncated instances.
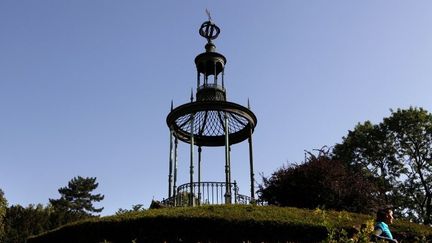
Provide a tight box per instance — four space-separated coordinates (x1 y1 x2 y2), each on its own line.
27 205 432 243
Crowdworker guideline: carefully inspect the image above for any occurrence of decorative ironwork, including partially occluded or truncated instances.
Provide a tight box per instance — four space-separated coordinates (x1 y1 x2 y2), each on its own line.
161 181 252 207
167 101 256 146
199 21 220 43
165 18 258 207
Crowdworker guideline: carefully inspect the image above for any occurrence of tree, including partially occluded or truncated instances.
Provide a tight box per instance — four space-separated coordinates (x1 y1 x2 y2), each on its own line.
49 176 104 218
334 107 432 224
1 177 103 242
3 204 52 243
116 204 145 215
258 149 380 213
0 189 7 241
333 121 405 205
3 203 93 242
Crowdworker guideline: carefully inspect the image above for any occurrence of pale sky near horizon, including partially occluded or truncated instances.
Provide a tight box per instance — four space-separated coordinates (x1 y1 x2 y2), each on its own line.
1 1 432 216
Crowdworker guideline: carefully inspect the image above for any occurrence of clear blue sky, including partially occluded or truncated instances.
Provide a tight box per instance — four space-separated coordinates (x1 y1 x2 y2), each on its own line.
1 1 431 216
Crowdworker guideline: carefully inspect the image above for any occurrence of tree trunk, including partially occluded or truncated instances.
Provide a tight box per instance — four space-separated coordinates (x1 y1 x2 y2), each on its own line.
424 195 431 225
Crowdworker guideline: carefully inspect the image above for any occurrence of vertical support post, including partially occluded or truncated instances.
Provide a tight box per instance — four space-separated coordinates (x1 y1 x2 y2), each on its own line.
214 62 217 85
173 137 178 206
198 146 202 206
189 114 195 206
248 128 255 201
168 129 174 198
233 180 238 204
224 112 232 204
222 70 225 88
197 71 200 89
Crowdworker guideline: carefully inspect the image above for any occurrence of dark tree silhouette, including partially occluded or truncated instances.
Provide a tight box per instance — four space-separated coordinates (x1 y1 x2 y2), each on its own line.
49 176 104 217
334 107 432 224
0 189 7 241
3 204 52 243
259 149 380 213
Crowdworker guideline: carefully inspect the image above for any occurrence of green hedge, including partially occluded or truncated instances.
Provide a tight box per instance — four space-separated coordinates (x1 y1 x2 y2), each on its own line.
27 205 432 243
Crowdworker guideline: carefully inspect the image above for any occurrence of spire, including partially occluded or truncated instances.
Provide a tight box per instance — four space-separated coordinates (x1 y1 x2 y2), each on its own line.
170 100 174 111
194 16 227 102
190 88 194 102
247 98 251 110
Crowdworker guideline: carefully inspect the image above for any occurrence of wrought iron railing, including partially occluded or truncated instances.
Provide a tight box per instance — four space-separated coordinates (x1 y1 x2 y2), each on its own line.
161 181 253 207
197 83 225 92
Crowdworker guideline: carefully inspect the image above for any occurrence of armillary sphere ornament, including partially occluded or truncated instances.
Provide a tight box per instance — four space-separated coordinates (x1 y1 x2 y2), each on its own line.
199 21 220 43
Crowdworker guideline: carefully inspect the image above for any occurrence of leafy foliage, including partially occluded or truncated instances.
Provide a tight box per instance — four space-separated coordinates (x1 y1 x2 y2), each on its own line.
258 150 380 213
115 204 145 215
0 189 7 241
1 176 104 242
333 121 403 206
49 176 104 217
334 107 432 224
3 204 52 243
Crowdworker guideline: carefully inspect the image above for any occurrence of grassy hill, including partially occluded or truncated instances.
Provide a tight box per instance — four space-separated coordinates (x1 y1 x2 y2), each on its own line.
27 205 432 242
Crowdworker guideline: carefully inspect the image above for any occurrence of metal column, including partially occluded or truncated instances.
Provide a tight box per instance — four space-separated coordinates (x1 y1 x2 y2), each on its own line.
189 114 195 206
173 137 178 206
168 129 174 198
224 112 231 204
198 146 202 205
248 129 255 201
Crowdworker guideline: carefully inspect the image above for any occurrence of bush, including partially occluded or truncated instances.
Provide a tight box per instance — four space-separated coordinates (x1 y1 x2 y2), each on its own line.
259 153 381 213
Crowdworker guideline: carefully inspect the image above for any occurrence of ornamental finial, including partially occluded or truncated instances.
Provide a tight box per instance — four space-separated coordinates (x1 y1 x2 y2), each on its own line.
199 10 220 43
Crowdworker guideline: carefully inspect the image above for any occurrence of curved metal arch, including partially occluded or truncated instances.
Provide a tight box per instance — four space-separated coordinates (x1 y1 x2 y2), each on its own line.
167 101 257 147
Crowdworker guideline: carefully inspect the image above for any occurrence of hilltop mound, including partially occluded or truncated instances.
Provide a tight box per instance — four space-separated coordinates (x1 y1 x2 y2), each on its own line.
28 205 432 242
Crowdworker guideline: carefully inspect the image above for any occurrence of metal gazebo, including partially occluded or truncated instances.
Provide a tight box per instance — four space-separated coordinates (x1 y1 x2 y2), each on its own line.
164 19 257 206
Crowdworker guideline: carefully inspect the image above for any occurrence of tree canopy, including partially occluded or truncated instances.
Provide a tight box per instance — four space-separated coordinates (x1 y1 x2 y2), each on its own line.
334 107 432 224
1 176 104 242
49 176 104 217
3 204 52 243
0 189 7 241
258 149 380 213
